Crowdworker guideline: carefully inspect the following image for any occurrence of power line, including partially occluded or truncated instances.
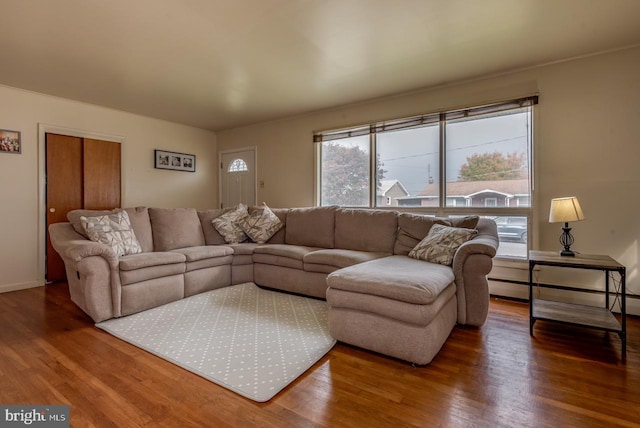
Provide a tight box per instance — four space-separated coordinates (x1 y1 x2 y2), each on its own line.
380 135 526 163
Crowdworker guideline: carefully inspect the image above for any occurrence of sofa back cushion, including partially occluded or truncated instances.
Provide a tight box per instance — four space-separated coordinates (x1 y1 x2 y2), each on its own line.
394 213 479 255
68 209 115 237
149 208 205 251
247 205 288 244
285 206 336 248
198 208 232 245
68 207 154 253
393 213 451 256
334 209 397 253
123 207 154 253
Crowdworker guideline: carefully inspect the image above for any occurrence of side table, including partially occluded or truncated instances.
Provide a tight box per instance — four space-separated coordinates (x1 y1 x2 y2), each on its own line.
528 250 626 356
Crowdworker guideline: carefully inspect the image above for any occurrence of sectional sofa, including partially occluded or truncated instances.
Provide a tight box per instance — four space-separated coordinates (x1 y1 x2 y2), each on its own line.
49 205 498 364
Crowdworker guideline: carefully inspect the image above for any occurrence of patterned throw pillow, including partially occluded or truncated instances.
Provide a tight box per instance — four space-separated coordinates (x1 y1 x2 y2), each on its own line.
408 224 478 266
238 204 283 244
80 210 143 257
212 204 249 244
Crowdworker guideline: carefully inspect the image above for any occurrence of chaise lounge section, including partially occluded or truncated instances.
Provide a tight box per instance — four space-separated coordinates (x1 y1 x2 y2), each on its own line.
49 205 498 364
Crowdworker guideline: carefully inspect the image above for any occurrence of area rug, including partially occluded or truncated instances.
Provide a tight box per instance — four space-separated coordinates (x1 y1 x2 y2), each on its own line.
96 282 336 402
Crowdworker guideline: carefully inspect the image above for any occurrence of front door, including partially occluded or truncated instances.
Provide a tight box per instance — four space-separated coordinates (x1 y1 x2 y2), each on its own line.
220 149 256 209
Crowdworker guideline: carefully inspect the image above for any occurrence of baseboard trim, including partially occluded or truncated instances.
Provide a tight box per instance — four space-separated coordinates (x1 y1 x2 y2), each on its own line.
0 281 43 293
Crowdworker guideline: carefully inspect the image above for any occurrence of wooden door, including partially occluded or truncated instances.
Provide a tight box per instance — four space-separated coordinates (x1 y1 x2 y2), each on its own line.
83 138 121 210
45 134 121 282
46 134 83 282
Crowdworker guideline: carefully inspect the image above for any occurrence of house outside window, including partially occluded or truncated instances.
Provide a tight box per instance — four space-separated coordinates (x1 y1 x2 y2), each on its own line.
315 96 537 259
485 198 498 207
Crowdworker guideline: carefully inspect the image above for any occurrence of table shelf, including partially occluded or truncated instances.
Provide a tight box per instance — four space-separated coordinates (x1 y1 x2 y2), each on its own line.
528 250 626 357
532 299 621 332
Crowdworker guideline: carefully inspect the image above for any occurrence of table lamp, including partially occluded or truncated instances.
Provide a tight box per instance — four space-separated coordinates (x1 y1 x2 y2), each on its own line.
549 196 585 256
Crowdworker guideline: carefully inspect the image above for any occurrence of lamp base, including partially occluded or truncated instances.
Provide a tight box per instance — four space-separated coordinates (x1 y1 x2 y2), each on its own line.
560 249 576 257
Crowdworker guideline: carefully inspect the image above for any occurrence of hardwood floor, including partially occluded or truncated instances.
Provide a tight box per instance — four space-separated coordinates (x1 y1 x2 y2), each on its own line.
1 283 638 427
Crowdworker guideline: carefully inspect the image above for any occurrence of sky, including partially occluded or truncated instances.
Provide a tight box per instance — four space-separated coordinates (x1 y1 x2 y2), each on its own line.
339 110 531 196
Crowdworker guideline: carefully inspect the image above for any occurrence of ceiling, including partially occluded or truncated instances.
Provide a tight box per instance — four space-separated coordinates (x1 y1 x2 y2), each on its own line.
2 0 640 131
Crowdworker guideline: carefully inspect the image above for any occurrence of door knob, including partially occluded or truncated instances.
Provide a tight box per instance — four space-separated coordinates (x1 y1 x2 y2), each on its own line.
49 208 56 213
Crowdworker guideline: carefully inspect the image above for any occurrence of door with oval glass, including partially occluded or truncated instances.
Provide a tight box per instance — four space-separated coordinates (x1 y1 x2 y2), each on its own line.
220 148 256 209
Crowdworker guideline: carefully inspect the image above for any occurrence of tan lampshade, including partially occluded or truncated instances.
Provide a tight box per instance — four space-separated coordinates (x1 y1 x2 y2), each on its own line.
549 197 585 223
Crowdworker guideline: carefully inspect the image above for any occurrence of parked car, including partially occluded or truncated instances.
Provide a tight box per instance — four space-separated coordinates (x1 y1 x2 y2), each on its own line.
493 217 528 243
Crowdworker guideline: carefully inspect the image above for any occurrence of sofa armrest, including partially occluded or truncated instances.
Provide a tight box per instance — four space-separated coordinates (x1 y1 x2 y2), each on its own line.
49 222 121 321
49 222 118 266
65 240 119 266
451 219 499 326
452 221 499 274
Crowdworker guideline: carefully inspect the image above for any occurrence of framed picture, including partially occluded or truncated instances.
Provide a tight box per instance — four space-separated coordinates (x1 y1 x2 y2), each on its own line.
154 149 196 172
0 129 21 154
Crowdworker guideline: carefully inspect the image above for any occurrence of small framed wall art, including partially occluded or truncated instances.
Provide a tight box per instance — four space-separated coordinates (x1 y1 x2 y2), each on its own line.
0 129 21 154
154 149 196 172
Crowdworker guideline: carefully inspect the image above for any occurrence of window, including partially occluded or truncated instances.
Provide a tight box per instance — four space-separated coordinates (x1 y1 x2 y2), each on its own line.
320 136 370 207
315 96 537 259
376 125 439 207
228 158 248 172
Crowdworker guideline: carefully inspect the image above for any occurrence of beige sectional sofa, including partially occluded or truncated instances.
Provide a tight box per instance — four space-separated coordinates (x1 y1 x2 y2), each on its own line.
49 205 498 365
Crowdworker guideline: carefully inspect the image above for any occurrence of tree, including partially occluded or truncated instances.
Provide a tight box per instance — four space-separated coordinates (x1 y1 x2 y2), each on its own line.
321 142 385 206
458 151 526 181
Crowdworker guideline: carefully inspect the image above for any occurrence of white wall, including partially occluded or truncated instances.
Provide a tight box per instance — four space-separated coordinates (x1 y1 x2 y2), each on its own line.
0 85 217 292
217 46 640 314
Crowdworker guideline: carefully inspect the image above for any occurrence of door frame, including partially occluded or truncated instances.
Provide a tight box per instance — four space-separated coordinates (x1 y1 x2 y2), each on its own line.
37 123 125 284
218 146 257 209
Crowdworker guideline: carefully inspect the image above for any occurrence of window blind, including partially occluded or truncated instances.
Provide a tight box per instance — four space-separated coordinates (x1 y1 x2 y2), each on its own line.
313 95 539 142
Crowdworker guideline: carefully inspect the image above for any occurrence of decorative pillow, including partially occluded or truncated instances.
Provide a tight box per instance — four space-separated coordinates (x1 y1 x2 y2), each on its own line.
238 204 283 244
212 204 249 244
80 210 143 257
408 224 478 266
68 209 116 238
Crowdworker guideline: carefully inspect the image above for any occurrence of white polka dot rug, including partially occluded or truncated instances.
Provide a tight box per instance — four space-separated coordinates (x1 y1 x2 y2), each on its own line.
96 282 336 402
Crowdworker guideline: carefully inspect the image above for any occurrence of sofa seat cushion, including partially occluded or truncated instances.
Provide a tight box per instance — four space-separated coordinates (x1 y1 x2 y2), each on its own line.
303 249 390 274
119 252 186 286
119 252 186 270
253 244 319 270
230 243 259 266
229 242 259 255
171 245 233 261
327 283 456 326
327 255 454 305
171 246 234 272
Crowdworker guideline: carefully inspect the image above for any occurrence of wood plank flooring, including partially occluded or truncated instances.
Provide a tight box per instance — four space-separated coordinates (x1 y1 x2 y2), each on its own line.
1 283 638 427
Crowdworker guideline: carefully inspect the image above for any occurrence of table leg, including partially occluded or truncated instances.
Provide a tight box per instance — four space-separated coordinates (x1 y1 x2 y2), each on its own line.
529 260 534 336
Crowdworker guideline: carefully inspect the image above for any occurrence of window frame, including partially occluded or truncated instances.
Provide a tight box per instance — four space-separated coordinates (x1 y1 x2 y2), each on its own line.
314 96 537 260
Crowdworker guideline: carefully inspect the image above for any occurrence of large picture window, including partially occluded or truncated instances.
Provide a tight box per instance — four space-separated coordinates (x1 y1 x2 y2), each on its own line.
315 96 537 259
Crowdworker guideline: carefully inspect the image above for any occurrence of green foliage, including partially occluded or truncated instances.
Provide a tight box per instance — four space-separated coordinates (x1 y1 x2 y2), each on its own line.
458 151 526 181
321 142 385 206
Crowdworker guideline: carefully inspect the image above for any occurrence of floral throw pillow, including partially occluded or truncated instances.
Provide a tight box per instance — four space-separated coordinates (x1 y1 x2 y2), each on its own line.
238 204 283 244
408 224 477 266
80 210 143 257
212 203 249 244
